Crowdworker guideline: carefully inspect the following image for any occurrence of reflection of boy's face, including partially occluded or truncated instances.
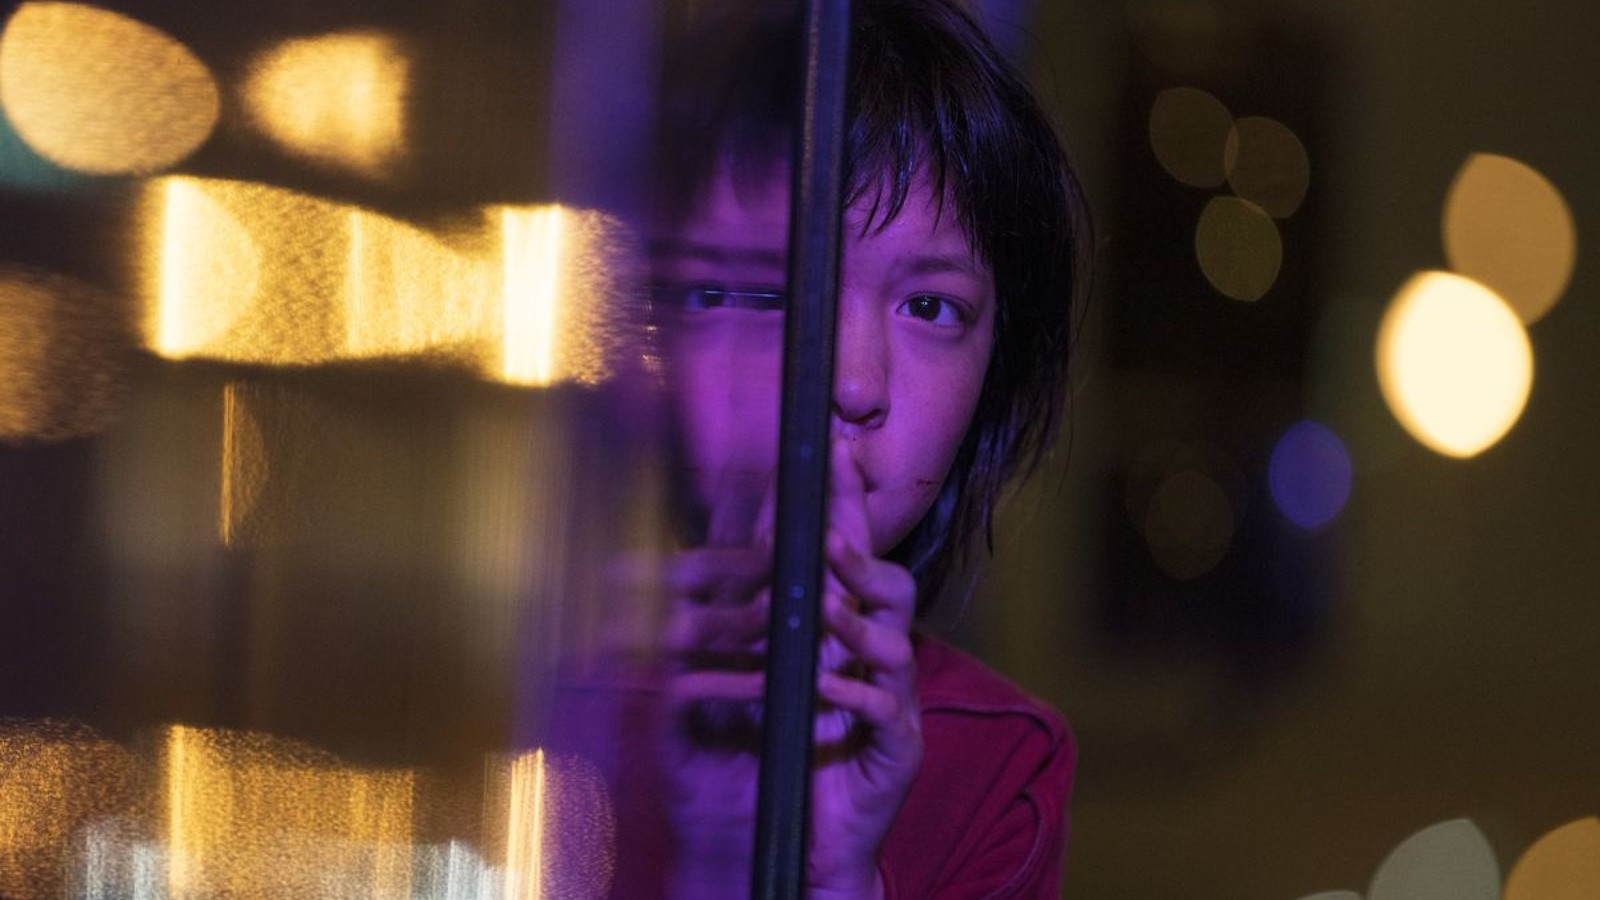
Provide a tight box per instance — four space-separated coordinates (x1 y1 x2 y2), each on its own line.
654 162 995 554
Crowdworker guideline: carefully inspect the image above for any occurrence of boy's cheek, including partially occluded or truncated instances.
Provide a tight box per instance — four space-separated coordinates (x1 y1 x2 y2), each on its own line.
671 328 785 542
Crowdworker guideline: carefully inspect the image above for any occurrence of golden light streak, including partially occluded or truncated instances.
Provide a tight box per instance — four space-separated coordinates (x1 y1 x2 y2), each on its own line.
342 207 493 358
493 751 615 900
147 178 264 359
1444 153 1577 324
218 383 270 547
0 2 218 174
142 177 623 386
504 750 548 900
243 31 410 177
502 207 566 387
163 725 415 900
1377 271 1533 458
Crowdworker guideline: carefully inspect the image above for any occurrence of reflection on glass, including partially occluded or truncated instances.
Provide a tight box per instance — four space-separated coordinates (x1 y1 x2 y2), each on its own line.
0 2 218 174
503 749 547 900
163 725 416 899
488 750 615 900
0 720 621 900
0 722 136 900
0 266 127 442
140 177 625 386
1377 271 1533 459
1443 153 1577 325
244 31 411 178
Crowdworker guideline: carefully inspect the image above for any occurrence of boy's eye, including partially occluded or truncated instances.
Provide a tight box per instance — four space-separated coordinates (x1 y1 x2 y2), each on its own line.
897 294 965 326
653 282 786 312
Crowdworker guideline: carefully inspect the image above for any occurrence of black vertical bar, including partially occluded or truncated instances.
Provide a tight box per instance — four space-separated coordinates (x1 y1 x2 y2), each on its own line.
752 0 852 898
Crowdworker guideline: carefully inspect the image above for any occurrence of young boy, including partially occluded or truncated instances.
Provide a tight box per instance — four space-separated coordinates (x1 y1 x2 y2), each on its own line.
577 1 1089 896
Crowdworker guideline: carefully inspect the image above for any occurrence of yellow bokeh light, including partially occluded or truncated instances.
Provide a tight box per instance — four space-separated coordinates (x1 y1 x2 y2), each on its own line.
1444 153 1577 324
1505 817 1600 900
1149 86 1233 188
0 722 137 900
141 176 622 386
1377 271 1533 459
164 725 415 900
0 2 218 174
1195 196 1281 301
243 31 410 177
0 267 127 442
1223 115 1310 218
1144 467 1234 580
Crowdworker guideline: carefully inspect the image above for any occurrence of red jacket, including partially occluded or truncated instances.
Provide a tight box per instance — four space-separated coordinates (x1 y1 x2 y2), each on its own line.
543 634 1075 898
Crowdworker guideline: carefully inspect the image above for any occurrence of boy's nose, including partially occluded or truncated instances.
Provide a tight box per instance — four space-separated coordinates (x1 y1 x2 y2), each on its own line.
831 301 889 430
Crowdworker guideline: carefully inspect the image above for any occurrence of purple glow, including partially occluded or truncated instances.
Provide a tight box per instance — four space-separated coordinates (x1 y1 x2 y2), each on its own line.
1269 420 1353 530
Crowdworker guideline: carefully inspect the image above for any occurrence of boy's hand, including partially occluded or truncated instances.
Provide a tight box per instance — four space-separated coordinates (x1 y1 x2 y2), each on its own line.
661 437 922 900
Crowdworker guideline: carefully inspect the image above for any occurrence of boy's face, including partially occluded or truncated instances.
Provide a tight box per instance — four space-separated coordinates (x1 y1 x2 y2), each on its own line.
654 161 995 554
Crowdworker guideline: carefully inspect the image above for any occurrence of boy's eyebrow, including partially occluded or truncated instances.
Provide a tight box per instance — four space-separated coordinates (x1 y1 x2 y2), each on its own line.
898 253 988 279
647 238 788 269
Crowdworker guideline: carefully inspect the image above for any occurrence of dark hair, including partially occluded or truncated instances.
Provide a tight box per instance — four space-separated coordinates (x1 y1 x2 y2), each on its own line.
657 0 1091 609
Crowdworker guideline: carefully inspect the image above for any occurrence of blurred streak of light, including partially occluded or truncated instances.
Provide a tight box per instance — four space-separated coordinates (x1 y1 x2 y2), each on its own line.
219 382 268 547
74 818 166 900
1195 196 1281 301
1505 817 1600 900
0 722 138 900
453 404 569 683
491 752 615 900
1144 466 1234 580
0 267 127 442
1377 271 1533 458
1268 420 1352 531
1368 819 1499 900
1444 153 1577 325
0 2 217 174
163 725 415 899
1148 86 1233 188
243 31 409 178
142 177 621 386
147 178 268 358
504 750 547 900
1292 894 1362 900
343 207 493 357
502 207 566 387
1223 116 1310 218
413 841 500 900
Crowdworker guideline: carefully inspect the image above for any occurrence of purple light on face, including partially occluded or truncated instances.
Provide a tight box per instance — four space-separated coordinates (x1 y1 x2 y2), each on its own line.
1269 420 1353 531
